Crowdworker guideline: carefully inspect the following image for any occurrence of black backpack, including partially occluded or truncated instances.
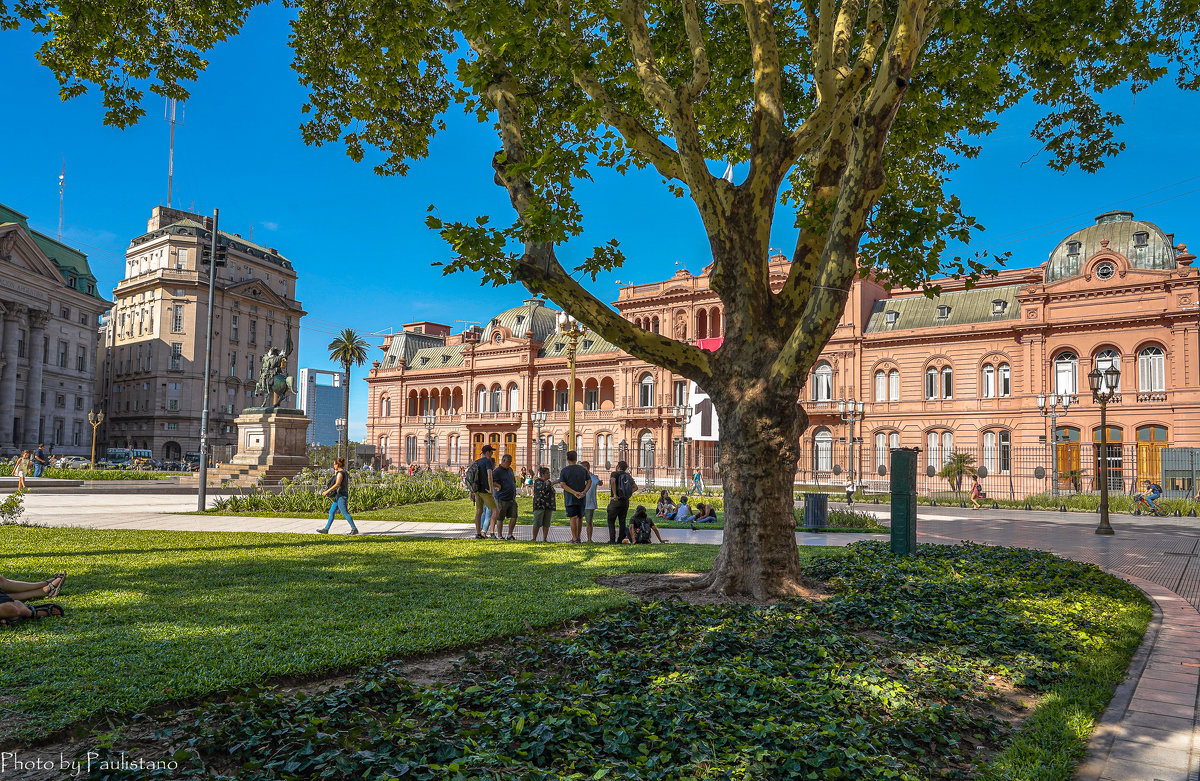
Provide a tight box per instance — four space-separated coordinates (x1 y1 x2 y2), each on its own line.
615 472 635 500
465 460 484 492
634 518 652 544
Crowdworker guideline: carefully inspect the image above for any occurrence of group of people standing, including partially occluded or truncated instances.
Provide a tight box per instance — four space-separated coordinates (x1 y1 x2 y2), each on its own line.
9 444 50 490
466 445 667 544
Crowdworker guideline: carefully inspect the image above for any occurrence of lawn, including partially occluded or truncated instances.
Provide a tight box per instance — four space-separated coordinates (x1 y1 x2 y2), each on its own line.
78 541 1149 780
0 526 724 742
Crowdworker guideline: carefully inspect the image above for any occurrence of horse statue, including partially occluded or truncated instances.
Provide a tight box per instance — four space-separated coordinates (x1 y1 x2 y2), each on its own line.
255 324 297 409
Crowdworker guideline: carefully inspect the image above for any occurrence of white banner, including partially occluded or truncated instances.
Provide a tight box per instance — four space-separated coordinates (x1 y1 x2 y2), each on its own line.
684 382 720 441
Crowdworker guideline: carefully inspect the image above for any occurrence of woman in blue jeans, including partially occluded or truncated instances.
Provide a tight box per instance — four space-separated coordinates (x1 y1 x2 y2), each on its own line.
317 457 358 535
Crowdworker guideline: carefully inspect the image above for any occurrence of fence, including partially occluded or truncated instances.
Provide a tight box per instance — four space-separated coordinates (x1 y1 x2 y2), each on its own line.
380 440 1182 501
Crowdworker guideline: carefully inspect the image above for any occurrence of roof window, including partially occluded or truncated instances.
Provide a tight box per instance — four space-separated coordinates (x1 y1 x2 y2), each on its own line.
936 305 951 319
884 311 899 325
992 299 1008 315
442 354 451 363
1067 241 1082 255
554 342 564 352
420 357 430 365
1133 231 1149 247
583 339 594 350
515 315 526 326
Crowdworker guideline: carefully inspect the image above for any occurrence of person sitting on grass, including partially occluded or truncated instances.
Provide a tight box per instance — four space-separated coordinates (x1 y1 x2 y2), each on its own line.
669 495 694 523
0 573 66 628
629 505 668 544
531 466 556 542
655 490 676 519
694 503 718 522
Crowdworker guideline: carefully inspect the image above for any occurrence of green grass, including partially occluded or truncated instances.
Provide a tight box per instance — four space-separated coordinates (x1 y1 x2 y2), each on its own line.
0 466 179 480
106 542 1148 780
0 526 728 741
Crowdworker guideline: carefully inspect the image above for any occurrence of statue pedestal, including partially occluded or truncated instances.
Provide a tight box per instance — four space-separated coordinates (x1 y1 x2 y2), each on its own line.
229 407 311 475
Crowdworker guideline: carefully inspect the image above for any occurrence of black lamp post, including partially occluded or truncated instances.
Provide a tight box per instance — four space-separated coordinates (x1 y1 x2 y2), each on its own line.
1088 363 1120 535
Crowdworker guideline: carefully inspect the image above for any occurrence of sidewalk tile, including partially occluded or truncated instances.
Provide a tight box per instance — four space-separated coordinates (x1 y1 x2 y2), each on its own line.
1097 757 1188 781
1106 740 1190 769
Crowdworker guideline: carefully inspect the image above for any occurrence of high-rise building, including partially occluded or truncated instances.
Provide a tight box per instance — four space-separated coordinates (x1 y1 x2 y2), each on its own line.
96 206 306 462
0 203 111 456
298 368 346 445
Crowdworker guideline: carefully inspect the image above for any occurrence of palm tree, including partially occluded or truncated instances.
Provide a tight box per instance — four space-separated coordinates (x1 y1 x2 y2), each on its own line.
937 452 977 493
327 329 369 462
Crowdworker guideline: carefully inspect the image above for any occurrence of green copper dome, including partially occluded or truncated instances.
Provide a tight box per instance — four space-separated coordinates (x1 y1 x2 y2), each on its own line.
1045 211 1176 283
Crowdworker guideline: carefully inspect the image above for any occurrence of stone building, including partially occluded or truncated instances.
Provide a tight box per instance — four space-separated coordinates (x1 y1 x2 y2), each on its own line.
0 203 110 456
96 206 305 462
365 211 1200 497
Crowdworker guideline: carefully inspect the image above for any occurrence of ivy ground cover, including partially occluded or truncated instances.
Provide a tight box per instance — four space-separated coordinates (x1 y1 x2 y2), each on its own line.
92 542 1147 780
0 526 720 742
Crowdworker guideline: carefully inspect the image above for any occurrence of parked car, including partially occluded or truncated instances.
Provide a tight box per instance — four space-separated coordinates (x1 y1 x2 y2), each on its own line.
57 457 91 469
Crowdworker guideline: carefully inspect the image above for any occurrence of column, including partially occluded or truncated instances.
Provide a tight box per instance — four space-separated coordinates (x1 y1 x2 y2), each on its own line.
24 310 50 447
0 302 25 448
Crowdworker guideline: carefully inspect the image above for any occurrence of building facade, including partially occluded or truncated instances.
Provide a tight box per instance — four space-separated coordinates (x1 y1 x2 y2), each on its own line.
0 203 110 456
365 211 1200 497
298 368 346 445
96 206 305 462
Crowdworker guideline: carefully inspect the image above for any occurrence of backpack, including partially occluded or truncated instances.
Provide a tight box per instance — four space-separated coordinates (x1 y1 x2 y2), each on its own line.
615 471 635 501
634 518 652 544
464 460 482 492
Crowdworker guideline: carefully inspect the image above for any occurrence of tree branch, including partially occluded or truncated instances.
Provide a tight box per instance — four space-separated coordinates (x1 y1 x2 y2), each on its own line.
679 0 711 102
571 68 688 181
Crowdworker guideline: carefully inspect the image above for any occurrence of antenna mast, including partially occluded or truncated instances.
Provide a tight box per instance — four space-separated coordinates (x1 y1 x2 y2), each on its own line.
165 98 184 207
57 160 65 240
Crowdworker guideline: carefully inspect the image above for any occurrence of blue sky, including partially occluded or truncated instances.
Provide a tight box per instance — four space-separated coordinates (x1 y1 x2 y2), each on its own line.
2 5 1199 438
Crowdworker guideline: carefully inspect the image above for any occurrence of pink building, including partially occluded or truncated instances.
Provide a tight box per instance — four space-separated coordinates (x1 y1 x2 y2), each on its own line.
365 211 1200 497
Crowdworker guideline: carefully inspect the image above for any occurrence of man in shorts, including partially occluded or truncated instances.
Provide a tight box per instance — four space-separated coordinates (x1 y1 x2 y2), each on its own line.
469 445 496 539
531 466 556 541
558 450 590 543
491 453 520 540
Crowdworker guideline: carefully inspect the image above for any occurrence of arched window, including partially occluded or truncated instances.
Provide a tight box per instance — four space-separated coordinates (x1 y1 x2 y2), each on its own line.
476 385 488 412
1094 349 1121 392
651 316 660 334
508 383 520 412
379 435 389 463
813 427 833 472
380 396 391 417
983 431 996 472
888 370 900 401
1138 346 1165 392
1136 425 1168 484
639 430 656 468
982 365 995 398
639 373 655 407
874 370 886 402
811 362 833 402
999 431 1011 473
710 307 722 337
941 431 953 465
925 367 938 400
1054 351 1077 396
555 381 569 412
489 384 502 413
927 431 940 469
696 309 708 340
999 363 1011 397
875 432 887 468
942 367 953 399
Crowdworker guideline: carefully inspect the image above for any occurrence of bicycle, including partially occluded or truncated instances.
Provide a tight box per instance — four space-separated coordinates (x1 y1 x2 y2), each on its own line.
1132 493 1168 517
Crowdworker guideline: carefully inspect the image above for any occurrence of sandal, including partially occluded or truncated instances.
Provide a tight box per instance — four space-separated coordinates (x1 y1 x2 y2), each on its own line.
47 573 67 598
29 603 65 619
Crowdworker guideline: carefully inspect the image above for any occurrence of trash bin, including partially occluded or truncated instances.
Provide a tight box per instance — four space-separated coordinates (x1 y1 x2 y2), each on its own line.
803 493 828 529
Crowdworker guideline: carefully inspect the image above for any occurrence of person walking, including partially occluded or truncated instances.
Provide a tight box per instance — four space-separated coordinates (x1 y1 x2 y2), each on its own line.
32 444 48 478
968 476 983 509
581 460 601 543
531 466 556 542
467 445 497 539
691 469 704 496
607 460 637 543
557 451 590 544
317 457 358 535
492 454 520 540
844 476 856 505
13 450 32 490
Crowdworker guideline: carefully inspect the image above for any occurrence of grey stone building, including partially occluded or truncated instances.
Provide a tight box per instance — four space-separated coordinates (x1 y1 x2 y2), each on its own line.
0 203 111 456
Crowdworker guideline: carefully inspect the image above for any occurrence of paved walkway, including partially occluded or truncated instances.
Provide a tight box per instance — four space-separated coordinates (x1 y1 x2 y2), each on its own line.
8 491 1200 779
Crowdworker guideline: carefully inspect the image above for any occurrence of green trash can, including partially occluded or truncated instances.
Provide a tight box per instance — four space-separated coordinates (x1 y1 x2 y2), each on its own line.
890 448 918 556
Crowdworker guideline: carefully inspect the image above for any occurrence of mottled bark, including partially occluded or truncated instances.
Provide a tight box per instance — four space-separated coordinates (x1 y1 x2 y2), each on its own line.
692 383 808 599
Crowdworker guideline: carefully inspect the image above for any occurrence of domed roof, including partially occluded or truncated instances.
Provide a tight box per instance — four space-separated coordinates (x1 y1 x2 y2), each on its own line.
480 298 560 342
1045 211 1177 283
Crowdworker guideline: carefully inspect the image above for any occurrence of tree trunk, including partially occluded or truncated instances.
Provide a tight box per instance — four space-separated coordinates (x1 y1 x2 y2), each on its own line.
343 365 352 460
692 380 809 600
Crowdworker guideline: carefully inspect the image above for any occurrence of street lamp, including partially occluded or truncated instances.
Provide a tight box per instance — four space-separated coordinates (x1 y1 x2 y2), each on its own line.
335 417 347 463
1088 364 1120 535
837 398 865 485
422 412 436 470
1036 392 1072 496
555 311 586 452
672 403 693 489
530 410 547 468
87 410 104 469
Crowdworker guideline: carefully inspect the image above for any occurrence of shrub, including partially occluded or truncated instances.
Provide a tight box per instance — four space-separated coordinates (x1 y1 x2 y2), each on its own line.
211 470 467 513
1 489 26 524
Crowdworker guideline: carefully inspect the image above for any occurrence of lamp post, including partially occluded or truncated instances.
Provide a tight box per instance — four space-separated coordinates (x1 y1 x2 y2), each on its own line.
672 403 693 489
335 417 347 464
422 412 436 470
837 398 865 485
1089 364 1120 535
1036 392 1072 497
555 311 585 452
530 410 547 468
87 410 104 469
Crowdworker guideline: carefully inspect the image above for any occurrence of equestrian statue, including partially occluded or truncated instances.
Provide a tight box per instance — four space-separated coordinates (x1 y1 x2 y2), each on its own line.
255 322 297 409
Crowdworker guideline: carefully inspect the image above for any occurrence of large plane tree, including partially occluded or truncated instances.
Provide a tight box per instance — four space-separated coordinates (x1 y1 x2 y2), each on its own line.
8 0 1197 597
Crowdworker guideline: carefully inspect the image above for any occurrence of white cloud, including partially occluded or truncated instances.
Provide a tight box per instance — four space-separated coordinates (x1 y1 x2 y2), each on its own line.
261 221 279 231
